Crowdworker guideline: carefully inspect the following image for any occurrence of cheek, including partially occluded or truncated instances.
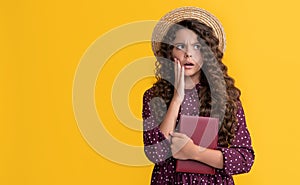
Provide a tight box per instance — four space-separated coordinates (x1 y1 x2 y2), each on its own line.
172 50 185 61
194 54 203 66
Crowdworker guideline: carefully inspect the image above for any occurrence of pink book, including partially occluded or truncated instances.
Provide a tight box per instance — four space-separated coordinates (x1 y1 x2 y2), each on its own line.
176 115 219 174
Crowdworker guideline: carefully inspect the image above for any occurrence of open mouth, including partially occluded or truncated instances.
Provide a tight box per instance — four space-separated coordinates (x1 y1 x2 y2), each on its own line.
184 62 194 66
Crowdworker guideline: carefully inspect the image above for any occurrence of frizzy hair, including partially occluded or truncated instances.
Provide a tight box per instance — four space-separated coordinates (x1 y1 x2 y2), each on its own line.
151 19 241 147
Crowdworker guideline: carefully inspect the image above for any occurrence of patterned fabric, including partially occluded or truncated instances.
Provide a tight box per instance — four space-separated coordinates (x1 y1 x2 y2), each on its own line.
143 83 255 185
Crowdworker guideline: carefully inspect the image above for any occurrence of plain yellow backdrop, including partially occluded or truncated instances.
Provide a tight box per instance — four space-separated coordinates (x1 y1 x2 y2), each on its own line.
1 0 300 184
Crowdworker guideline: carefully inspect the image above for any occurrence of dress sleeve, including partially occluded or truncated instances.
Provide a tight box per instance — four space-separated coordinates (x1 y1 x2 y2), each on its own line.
217 102 255 175
142 89 172 165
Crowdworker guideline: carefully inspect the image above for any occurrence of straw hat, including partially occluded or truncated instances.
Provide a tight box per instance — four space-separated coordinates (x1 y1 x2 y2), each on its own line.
151 6 226 55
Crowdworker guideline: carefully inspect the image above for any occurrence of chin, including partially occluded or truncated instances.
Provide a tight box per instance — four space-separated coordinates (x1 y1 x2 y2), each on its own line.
184 71 196 76
184 70 200 79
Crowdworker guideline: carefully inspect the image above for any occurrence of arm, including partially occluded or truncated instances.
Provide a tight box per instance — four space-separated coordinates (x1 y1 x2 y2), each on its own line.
158 99 181 138
142 89 176 164
159 58 184 138
171 102 255 174
170 132 224 169
216 103 255 175
143 60 185 164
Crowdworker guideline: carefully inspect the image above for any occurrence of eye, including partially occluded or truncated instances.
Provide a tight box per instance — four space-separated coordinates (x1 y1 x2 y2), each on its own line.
193 44 201 50
174 44 185 50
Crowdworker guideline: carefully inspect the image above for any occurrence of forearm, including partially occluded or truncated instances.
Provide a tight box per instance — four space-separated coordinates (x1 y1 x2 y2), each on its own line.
192 147 224 169
159 98 181 138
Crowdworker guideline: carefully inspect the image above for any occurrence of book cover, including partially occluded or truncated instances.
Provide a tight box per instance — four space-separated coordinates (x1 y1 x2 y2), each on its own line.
176 115 219 174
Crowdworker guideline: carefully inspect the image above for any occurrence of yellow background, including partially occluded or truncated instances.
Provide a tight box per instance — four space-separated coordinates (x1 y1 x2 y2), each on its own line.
1 0 300 184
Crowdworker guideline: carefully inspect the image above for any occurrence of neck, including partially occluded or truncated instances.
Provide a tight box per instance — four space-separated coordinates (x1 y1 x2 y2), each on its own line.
184 75 200 89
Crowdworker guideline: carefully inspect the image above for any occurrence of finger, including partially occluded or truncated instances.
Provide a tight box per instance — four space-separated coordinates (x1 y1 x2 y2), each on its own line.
177 60 181 86
169 132 173 143
181 63 185 81
174 59 178 86
176 60 183 80
170 132 186 138
173 57 178 63
171 137 182 145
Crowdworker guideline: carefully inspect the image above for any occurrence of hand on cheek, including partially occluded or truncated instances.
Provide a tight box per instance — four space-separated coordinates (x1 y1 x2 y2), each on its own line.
172 58 185 104
172 52 184 64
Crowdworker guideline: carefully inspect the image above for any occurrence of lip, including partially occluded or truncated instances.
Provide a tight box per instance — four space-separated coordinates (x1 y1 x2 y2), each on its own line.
183 62 195 69
184 66 193 69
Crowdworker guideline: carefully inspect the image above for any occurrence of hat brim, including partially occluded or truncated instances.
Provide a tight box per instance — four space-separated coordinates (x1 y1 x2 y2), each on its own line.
151 6 226 55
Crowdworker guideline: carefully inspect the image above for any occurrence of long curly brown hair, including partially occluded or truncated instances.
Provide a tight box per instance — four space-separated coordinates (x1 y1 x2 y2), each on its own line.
151 19 241 147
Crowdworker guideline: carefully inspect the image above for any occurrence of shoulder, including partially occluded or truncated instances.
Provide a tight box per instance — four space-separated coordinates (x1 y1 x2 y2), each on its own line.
236 100 245 117
143 86 155 101
235 100 248 130
142 86 156 118
236 100 244 116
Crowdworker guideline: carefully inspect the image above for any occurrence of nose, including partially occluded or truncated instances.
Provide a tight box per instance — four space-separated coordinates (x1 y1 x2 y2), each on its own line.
184 53 192 58
184 44 193 59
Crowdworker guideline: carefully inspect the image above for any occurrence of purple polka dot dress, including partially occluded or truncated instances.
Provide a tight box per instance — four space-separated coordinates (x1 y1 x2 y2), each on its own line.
142 83 255 185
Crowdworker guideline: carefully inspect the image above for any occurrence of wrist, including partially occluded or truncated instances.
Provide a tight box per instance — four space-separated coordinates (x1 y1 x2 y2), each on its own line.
190 144 199 160
191 145 205 161
171 96 183 107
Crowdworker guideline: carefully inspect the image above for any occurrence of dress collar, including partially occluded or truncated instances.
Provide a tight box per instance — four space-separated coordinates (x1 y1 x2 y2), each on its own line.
184 82 202 92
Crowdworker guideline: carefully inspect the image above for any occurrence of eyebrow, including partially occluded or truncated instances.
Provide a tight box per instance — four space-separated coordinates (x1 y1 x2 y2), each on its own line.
172 42 201 45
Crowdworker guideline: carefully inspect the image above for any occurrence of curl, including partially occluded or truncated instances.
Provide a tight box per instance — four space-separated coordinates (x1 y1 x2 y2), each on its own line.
151 19 241 147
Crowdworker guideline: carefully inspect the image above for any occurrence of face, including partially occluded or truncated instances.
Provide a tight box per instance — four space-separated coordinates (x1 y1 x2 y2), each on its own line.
171 28 203 79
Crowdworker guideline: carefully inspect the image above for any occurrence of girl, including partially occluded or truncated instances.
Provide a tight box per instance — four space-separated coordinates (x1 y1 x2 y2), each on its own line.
143 7 254 185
